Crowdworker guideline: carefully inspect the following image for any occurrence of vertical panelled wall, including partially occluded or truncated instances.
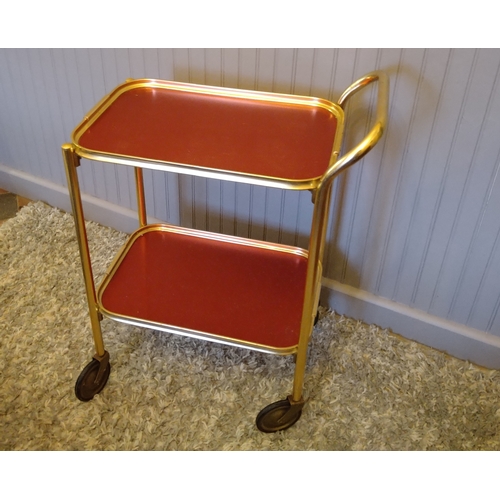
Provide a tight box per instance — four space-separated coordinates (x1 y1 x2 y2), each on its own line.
1 48 500 339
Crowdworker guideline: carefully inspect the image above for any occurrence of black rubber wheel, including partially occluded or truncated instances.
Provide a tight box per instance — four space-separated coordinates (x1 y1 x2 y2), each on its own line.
256 399 302 433
75 358 111 402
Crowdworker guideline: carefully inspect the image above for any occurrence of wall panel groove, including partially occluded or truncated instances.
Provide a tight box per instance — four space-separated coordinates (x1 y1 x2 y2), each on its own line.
465 160 500 328
410 49 478 311
447 59 500 321
427 49 495 317
392 49 451 306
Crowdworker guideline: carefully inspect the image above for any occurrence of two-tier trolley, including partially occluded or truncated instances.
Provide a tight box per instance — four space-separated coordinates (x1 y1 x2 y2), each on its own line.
63 71 388 432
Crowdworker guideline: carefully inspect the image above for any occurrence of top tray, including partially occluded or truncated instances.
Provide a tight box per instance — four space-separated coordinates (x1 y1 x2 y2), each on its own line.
72 79 344 190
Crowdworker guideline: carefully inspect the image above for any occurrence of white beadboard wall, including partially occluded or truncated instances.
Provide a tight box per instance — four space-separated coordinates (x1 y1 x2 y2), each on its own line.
1 48 500 367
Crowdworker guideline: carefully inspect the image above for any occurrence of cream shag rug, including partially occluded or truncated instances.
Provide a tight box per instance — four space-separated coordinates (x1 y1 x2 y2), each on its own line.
1 201 500 451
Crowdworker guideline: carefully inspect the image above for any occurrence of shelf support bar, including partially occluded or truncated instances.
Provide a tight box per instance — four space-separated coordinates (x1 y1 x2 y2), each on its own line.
135 167 148 227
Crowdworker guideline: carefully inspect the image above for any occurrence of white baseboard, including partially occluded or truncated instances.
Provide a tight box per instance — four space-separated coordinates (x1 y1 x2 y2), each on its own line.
0 164 161 233
321 278 500 369
3 164 499 369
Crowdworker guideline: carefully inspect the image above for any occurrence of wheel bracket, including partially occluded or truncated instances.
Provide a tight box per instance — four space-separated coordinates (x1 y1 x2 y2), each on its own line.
92 350 110 386
277 395 305 425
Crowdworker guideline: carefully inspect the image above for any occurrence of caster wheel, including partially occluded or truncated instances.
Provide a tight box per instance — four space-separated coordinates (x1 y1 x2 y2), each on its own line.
75 358 111 402
256 398 302 433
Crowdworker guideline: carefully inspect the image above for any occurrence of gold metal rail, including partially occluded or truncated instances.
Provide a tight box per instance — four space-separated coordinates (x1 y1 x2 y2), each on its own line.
62 144 106 358
291 71 389 403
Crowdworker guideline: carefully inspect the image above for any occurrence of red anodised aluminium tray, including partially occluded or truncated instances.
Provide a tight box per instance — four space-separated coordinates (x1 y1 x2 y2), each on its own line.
97 225 310 354
72 79 343 190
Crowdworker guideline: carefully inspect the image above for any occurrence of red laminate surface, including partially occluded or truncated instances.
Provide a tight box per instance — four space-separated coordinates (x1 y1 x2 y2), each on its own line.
100 230 308 349
78 87 338 181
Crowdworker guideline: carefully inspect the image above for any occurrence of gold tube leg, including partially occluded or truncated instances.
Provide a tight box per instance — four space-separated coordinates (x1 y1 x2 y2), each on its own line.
62 144 105 358
290 304 313 403
289 178 335 408
291 199 327 402
256 182 334 433
135 167 147 227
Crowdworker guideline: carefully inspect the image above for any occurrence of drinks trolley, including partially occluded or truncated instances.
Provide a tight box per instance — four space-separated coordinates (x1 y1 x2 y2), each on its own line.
62 71 388 432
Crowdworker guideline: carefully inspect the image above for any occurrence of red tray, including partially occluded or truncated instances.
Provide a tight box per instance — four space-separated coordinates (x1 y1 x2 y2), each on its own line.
97 225 309 353
72 80 343 189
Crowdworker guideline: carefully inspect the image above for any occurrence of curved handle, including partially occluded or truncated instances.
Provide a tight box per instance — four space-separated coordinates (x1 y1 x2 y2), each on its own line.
321 71 389 187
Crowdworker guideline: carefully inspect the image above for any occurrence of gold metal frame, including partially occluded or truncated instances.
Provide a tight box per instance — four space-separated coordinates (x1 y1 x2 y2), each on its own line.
63 70 389 418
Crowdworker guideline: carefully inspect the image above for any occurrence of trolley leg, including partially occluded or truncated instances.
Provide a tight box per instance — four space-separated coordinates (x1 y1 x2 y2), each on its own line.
256 270 316 432
255 265 316 433
255 298 313 433
62 144 111 401
255 297 313 433
256 183 332 433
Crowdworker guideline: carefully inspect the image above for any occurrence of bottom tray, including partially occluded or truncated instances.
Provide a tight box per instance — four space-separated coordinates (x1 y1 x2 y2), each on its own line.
97 224 309 354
